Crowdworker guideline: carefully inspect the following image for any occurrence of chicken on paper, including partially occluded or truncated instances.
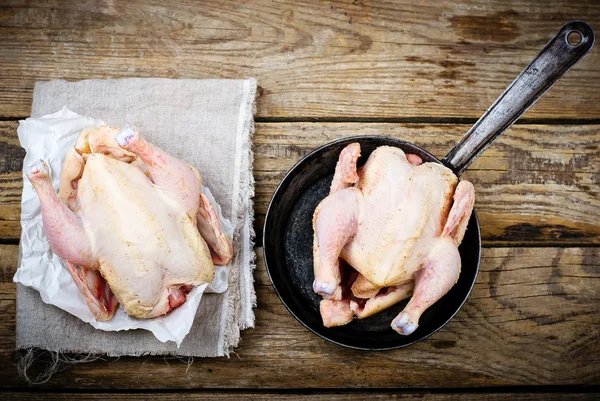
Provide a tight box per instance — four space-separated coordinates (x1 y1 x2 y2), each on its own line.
15 108 234 345
27 124 233 321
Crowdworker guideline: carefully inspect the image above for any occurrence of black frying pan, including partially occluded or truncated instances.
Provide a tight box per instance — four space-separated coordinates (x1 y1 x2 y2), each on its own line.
263 21 594 350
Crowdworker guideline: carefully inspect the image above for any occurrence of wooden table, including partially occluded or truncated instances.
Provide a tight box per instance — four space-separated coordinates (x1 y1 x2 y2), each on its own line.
1 1 599 399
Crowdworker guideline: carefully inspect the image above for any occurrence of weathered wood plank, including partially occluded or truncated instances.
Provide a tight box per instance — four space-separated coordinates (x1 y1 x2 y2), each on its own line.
1 393 598 401
0 245 598 389
0 245 19 282
2 121 598 245
0 121 25 243
252 122 600 246
0 0 599 119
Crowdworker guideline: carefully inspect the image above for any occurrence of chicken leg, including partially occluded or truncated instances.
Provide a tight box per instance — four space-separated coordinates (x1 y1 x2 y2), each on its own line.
27 160 118 321
313 188 363 300
391 237 461 335
27 160 97 269
115 125 201 216
392 181 474 335
313 143 364 300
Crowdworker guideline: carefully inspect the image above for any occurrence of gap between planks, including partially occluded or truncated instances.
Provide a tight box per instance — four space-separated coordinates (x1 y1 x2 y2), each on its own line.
1 121 599 247
1 0 599 120
4 116 600 125
1 388 599 398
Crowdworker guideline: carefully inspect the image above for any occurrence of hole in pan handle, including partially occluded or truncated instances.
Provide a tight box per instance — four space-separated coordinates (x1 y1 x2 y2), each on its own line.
442 20 595 177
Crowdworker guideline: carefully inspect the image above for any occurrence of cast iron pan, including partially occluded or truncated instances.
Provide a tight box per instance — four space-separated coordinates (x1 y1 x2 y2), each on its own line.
263 21 594 350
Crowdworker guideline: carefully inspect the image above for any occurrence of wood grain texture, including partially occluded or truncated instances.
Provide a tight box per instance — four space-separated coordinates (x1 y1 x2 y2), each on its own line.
2 121 598 245
252 122 600 246
2 393 598 401
0 245 598 389
0 0 599 119
0 121 25 242
1 0 598 395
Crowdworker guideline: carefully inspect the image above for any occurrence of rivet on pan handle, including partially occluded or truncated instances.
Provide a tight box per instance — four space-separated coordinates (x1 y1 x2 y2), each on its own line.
443 20 595 176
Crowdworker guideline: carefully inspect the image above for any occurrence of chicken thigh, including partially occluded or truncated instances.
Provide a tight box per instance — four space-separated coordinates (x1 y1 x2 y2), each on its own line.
313 143 474 335
27 125 233 321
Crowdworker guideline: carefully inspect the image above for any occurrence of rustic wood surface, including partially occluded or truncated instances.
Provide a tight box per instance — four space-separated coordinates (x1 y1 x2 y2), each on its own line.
0 0 598 398
0 246 598 389
2 393 599 401
1 122 599 246
0 0 599 120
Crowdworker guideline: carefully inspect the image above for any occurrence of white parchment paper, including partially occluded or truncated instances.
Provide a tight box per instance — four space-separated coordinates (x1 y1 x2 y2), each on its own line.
13 107 232 346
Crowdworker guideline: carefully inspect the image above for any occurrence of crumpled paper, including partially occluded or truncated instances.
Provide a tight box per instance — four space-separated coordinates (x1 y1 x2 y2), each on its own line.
13 107 233 346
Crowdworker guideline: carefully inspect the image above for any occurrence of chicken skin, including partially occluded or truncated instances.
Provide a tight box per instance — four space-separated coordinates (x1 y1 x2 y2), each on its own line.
313 143 474 335
27 125 233 321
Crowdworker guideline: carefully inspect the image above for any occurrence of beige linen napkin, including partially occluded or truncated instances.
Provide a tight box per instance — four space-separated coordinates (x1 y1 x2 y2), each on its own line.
16 78 257 357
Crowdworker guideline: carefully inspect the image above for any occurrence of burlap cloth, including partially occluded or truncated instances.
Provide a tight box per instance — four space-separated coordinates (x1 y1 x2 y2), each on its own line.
15 78 257 357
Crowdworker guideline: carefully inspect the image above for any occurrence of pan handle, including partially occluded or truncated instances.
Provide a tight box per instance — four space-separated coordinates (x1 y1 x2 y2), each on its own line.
442 20 594 176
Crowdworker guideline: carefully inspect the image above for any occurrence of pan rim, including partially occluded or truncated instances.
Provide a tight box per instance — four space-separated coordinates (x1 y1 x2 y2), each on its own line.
263 135 482 350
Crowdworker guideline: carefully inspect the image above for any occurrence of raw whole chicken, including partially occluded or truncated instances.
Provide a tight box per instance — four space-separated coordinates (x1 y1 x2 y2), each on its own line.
312 143 475 335
27 125 233 321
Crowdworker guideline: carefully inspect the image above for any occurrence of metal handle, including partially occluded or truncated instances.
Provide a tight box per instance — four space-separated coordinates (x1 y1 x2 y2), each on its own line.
442 20 595 176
